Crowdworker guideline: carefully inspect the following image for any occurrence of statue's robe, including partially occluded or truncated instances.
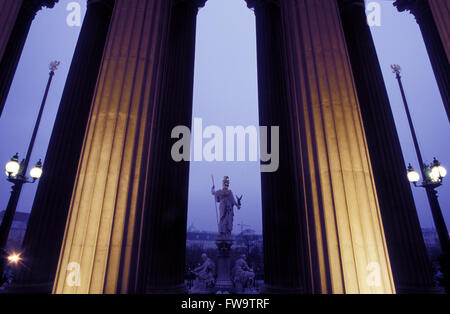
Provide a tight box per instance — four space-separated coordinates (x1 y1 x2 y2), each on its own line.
212 188 239 237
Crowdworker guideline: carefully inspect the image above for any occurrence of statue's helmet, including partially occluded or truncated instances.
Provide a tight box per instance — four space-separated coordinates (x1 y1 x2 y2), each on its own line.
223 176 230 188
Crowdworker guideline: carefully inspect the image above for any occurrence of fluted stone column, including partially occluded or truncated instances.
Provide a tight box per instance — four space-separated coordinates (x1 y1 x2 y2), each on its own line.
7 0 115 294
0 0 24 61
0 0 58 116
338 0 435 294
246 0 310 293
52 0 204 294
394 0 450 121
279 0 395 294
135 0 205 294
52 0 173 294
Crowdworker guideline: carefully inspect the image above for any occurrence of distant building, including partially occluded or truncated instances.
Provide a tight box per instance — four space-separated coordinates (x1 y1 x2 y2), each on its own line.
0 211 29 251
186 230 219 250
186 225 263 252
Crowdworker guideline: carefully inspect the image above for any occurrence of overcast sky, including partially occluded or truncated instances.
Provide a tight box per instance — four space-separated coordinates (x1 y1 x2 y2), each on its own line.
0 0 448 237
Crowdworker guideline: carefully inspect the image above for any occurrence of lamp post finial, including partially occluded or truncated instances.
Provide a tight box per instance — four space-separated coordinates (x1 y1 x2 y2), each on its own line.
49 61 60 72
391 64 401 75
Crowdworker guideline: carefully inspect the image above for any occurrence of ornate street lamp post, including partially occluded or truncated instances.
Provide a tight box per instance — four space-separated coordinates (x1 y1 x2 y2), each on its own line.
0 61 60 286
392 64 449 291
392 64 449 252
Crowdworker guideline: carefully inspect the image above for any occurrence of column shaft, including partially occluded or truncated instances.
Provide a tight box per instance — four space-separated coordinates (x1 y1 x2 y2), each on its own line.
8 0 115 294
428 0 449 61
247 0 311 293
0 0 24 61
52 0 173 294
280 0 395 293
338 0 435 293
136 0 204 293
0 0 57 116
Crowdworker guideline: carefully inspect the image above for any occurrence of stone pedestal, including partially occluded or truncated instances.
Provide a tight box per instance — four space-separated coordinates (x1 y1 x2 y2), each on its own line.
214 240 234 293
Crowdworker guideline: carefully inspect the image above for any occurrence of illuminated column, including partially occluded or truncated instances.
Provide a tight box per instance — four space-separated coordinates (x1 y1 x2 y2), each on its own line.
280 0 395 293
394 0 450 121
52 0 173 294
8 0 115 294
137 0 205 293
0 0 57 116
246 0 310 293
338 0 435 293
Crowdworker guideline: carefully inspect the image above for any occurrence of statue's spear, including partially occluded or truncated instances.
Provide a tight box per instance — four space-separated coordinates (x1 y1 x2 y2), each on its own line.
211 175 219 231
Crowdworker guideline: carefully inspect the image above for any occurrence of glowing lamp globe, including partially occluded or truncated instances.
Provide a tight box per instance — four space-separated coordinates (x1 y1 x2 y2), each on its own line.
407 170 420 183
430 158 447 183
407 164 420 183
5 155 20 177
431 165 447 181
30 160 43 180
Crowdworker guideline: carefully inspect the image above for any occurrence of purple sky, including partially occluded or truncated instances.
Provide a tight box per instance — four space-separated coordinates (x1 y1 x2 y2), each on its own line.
0 0 448 237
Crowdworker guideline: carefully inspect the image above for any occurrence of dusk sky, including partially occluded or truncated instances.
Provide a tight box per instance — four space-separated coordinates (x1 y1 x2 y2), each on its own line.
0 0 448 237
